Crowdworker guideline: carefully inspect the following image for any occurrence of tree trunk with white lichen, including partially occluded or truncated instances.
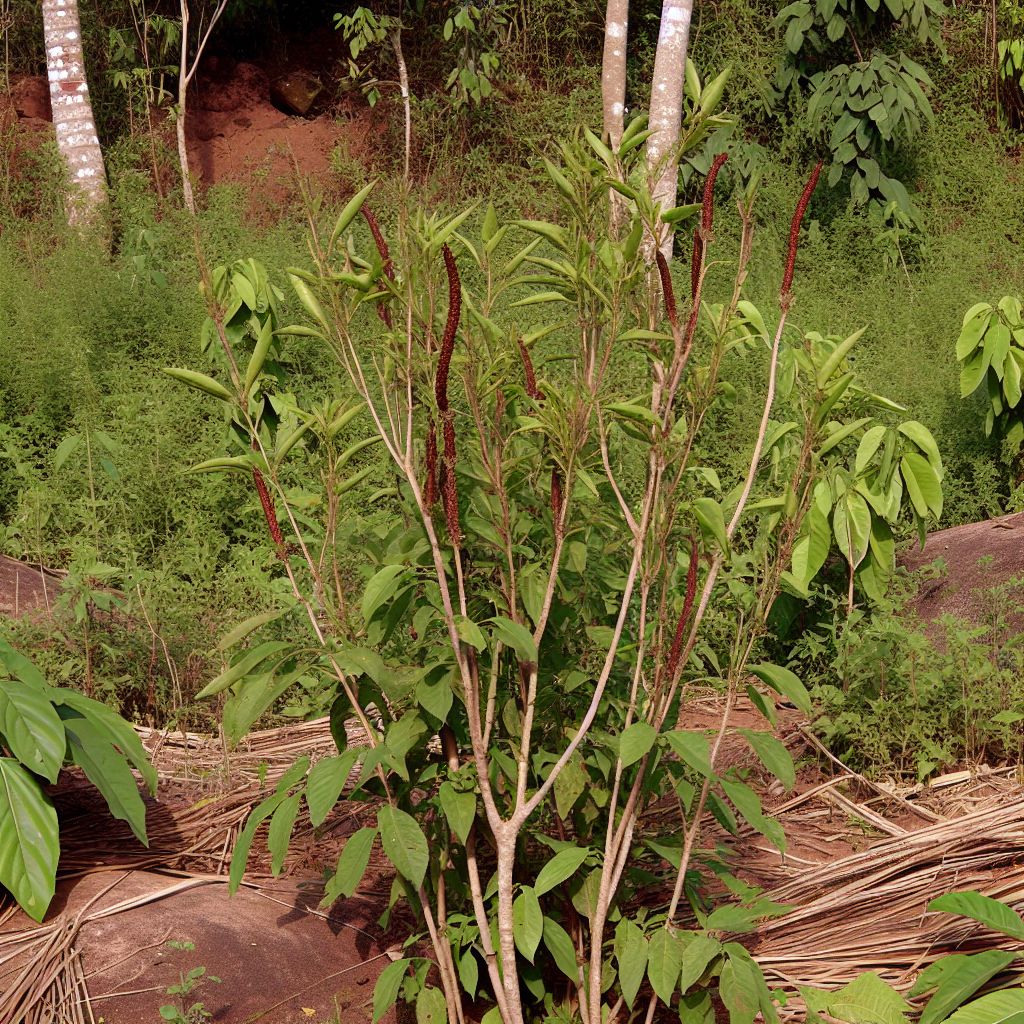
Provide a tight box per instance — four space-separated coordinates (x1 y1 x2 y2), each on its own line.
645 0 694 261
602 0 630 233
41 0 107 227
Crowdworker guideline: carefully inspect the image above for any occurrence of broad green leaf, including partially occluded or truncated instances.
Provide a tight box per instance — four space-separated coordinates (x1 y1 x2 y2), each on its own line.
0 679 65 784
615 918 648 1007
543 917 579 980
816 327 867 387
373 958 411 1024
330 180 377 246
901 452 942 520
720 778 784 852
898 421 943 477
455 615 486 651
306 755 354 826
619 721 657 767
361 565 411 623
230 789 288 893
720 956 760 1024
680 934 722 992
323 827 377 904
377 805 429 887
438 782 476 844
956 304 992 359
749 663 811 715
267 791 300 875
919 951 1017 1024
833 491 872 569
942 989 1024 1024
53 433 82 470
0 758 58 921
855 425 887 476
222 666 305 746
416 986 447 1024
664 730 714 777
737 729 795 790
458 945 480 998
52 690 156 793
554 754 587 818
928 891 1024 941
490 616 538 665
62 716 149 845
535 845 590 896
513 886 543 961
824 970 910 1024
693 498 729 553
647 928 684 1004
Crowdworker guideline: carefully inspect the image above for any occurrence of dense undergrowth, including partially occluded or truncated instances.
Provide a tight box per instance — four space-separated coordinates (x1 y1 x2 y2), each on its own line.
2 0 1024 781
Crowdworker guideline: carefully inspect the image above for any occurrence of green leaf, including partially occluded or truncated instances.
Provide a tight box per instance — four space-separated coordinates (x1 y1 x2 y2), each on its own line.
720 951 768 1024
377 805 429 888
919 951 1017 1024
416 986 447 1024
664 730 714 777
195 641 293 700
323 827 377 903
244 317 274 394
490 616 538 665
306 755 354 826
416 675 453 724
928 891 1024 941
222 666 304 746
901 452 942 520
455 615 486 651
361 565 411 623
619 721 657 767
62 715 149 845
820 971 910 1024
330 180 377 247
855 425 887 476
438 782 476 845
513 886 544 962
749 663 811 715
267 791 300 875
554 754 587 818
162 367 233 402
535 845 590 896
898 421 943 477
816 327 867 387
510 290 569 307
373 958 411 1024
288 273 329 328
0 679 65 784
0 758 58 921
737 729 795 790
230 789 288 893
680 934 722 992
543 917 579 981
833 491 872 569
647 929 683 1004
53 433 82 471
51 689 156 793
615 918 648 1008
693 497 729 553
942 989 1024 1024
956 304 992 360
217 609 288 651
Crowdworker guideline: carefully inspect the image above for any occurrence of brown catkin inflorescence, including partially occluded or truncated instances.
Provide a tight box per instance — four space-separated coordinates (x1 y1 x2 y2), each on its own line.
424 419 438 507
441 413 461 547
664 539 699 682
700 153 729 235
361 207 394 329
550 465 563 538
656 250 679 335
435 244 461 414
252 467 285 552
781 160 823 300
690 233 703 303
517 339 545 401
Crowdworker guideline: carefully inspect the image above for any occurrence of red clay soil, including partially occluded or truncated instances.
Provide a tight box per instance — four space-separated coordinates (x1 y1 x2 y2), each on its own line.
0 554 62 617
900 509 1024 623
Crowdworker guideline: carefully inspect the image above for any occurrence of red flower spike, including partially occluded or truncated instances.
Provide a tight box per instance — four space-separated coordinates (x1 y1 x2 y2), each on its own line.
517 338 545 401
781 160 823 300
690 231 703 303
664 539 699 682
424 419 438 507
656 250 679 335
700 153 729 236
252 467 285 553
435 244 461 413
551 466 563 539
361 207 394 330
441 413 461 548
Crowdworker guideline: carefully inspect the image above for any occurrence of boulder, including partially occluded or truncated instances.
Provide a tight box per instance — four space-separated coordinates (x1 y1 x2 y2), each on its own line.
270 71 322 116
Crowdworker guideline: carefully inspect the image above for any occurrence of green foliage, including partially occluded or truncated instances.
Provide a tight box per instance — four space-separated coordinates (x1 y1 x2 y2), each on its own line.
157 941 221 1024
0 639 154 920
956 297 1024 449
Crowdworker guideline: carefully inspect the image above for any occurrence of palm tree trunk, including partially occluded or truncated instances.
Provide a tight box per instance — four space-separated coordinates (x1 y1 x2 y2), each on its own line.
645 0 694 261
41 0 107 226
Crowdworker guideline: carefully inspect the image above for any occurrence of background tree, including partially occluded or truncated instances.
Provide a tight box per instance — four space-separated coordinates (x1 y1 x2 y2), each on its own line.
41 0 107 226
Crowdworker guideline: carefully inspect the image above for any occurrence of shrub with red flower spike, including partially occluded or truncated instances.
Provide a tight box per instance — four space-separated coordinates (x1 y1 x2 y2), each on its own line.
252 467 285 553
517 339 545 401
664 539 699 682
435 244 460 413
781 161 823 301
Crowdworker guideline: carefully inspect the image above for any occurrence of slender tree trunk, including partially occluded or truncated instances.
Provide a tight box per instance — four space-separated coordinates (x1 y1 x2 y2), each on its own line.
645 0 694 261
602 0 628 149
177 0 196 215
42 0 107 226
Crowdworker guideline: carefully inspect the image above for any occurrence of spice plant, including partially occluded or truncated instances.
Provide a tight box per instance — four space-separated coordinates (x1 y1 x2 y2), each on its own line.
169 120 942 1024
